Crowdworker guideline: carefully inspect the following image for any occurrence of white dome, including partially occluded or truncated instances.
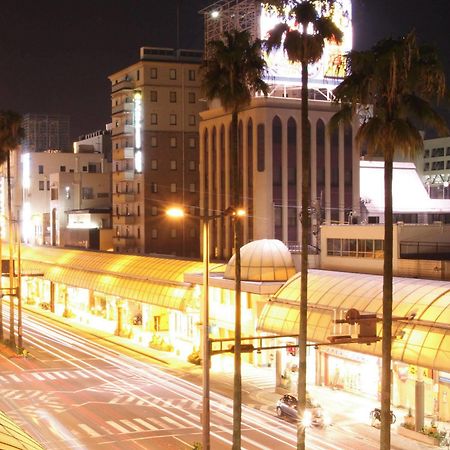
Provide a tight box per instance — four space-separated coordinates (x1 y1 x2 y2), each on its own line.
224 239 296 282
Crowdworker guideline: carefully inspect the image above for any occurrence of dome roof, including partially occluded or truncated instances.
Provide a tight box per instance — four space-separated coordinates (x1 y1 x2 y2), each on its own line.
224 239 296 282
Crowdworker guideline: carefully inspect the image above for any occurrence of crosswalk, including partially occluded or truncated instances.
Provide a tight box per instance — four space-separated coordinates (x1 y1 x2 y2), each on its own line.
0 369 91 384
108 395 201 409
76 414 194 438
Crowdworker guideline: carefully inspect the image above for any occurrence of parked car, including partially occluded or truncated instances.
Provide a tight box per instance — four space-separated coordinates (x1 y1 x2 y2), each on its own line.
276 393 331 428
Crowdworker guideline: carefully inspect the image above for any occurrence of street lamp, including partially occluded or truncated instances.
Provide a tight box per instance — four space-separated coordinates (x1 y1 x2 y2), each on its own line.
166 206 244 450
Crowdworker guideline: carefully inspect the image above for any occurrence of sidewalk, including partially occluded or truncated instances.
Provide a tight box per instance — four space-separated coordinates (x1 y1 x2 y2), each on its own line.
26 305 444 449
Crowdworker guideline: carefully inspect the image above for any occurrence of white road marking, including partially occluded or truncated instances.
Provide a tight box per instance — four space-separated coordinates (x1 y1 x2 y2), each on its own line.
119 419 143 432
133 418 157 431
78 424 101 438
106 420 129 433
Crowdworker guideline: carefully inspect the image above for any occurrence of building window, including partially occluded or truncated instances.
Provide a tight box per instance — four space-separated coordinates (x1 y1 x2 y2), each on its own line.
137 205 140 216
82 166 88 172
189 228 196 238
169 91 177 103
169 69 177 80
137 183 140 194
432 147 445 157
151 113 158 125
432 161 445 170
136 69 140 81
39 181 44 191
151 136 157 147
137 227 140 239
82 187 94 199
188 92 196 103
151 229 158 238
97 192 109 198
170 183 177 193
447 161 450 169
170 114 177 125
424 162 430 171
189 137 196 148
151 183 158 193
189 160 196 171
150 90 157 102
51 188 58 200
151 159 158 170
326 238 384 258
60 166 66 172
257 124 265 172
424 149 430 158
150 68 157 79
447 147 450 156
38 165 44 174
188 115 196 126
151 206 157 216
189 183 195 193
46 180 50 190
170 160 177 170
171 229 177 238
188 69 196 81
170 137 177 148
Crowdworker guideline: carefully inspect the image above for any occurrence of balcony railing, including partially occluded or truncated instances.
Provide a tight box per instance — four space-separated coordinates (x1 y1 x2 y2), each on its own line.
115 214 136 225
114 147 134 160
112 102 134 115
112 124 134 137
111 79 134 93
113 170 134 182
113 192 135 204
400 241 450 261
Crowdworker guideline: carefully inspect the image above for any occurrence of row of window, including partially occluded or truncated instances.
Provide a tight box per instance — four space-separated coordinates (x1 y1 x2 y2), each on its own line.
114 227 196 240
48 186 108 199
423 161 450 171
149 113 196 126
149 68 196 82
150 182 196 193
114 136 197 150
150 90 196 104
150 160 196 171
424 147 450 158
327 238 384 258
38 164 98 174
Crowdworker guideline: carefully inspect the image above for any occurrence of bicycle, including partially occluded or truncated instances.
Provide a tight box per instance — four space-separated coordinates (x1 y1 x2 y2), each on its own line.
439 429 450 449
370 408 396 427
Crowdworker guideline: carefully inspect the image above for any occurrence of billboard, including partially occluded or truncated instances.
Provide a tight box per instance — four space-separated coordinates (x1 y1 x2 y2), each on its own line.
260 0 352 88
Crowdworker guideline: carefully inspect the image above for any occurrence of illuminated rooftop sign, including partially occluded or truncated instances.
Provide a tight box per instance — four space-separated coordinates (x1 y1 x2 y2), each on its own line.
260 0 352 88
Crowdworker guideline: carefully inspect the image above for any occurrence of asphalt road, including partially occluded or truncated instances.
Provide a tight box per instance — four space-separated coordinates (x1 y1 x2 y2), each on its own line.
0 308 431 449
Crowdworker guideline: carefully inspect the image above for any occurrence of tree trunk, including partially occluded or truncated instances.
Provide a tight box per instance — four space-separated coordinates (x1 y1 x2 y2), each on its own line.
297 61 310 450
380 151 393 450
231 109 242 450
7 151 15 349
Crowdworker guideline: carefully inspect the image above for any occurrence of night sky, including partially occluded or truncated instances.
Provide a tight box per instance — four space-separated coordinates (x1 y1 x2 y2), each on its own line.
1 0 449 141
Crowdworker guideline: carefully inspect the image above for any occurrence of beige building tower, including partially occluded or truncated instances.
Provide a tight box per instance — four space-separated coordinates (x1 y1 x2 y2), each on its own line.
109 47 204 256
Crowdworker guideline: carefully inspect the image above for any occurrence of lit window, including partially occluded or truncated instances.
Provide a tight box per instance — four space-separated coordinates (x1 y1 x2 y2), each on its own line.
169 69 177 80
151 113 158 125
151 136 157 147
188 114 196 126
151 159 158 170
151 183 158 193
150 68 157 79
170 160 177 170
188 92 196 103
170 183 177 193
150 90 157 102
170 114 177 125
170 137 177 147
169 91 177 103
188 69 196 81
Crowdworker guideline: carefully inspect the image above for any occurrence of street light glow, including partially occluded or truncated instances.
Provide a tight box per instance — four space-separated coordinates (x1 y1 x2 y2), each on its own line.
211 10 219 19
166 207 185 218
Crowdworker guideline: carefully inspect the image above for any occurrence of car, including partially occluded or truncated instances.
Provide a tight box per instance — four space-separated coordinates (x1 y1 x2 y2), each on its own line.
276 393 331 428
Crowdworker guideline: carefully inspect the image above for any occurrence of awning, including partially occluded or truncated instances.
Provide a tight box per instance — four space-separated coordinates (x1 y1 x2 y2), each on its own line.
20 246 210 311
258 269 450 372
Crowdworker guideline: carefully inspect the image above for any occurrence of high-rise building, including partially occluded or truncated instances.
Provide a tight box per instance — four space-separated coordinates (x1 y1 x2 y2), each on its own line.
22 113 71 153
109 47 204 256
198 0 358 259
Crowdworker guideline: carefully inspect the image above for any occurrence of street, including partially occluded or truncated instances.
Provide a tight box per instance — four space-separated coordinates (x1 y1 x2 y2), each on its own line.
0 308 431 449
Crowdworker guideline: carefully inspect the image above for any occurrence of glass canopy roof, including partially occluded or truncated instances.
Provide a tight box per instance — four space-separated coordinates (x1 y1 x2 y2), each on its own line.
258 269 450 371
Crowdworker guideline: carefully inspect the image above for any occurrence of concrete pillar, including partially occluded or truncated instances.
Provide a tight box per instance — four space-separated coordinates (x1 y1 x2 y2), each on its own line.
415 373 425 431
276 349 283 388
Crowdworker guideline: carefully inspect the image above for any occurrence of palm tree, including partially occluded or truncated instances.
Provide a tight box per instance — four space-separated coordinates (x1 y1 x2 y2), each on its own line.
0 110 24 349
201 29 268 450
331 31 448 450
265 3 342 449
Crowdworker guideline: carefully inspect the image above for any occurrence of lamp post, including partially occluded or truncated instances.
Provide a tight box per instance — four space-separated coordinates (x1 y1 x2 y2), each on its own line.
166 206 244 450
